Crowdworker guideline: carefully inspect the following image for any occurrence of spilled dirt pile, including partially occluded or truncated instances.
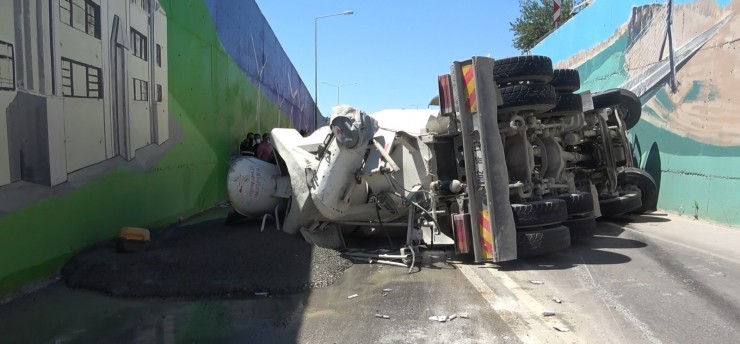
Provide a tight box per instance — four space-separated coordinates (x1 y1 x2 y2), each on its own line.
62 218 352 298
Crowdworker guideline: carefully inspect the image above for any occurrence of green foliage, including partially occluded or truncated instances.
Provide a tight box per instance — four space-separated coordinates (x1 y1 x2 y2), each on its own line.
510 0 574 52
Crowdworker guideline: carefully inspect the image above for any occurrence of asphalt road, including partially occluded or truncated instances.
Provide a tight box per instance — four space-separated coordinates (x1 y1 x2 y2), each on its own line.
296 212 740 343
456 213 740 344
0 213 738 343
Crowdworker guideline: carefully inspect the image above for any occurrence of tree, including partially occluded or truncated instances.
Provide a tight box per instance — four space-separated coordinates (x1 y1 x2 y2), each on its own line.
510 0 575 52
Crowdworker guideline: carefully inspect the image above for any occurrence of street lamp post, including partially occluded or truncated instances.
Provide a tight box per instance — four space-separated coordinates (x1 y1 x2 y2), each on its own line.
321 81 358 105
314 10 354 130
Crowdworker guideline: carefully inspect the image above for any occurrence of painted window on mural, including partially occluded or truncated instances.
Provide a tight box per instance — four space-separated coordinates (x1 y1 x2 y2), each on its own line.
131 0 150 12
156 44 162 67
59 0 101 39
61 57 102 99
0 41 14 91
131 28 148 61
133 78 148 101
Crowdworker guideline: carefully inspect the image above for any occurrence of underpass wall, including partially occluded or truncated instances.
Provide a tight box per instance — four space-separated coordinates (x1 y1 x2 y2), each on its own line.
0 0 315 297
532 0 740 227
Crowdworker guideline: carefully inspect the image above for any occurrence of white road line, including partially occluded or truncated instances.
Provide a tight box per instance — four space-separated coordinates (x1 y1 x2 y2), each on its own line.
457 264 542 344
574 255 662 344
484 268 586 344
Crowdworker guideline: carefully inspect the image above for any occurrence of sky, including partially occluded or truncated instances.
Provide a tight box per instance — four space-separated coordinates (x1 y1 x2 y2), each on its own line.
254 1 522 116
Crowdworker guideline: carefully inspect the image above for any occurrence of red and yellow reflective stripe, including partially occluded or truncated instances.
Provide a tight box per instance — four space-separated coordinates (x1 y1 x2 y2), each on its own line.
479 209 493 259
462 62 478 113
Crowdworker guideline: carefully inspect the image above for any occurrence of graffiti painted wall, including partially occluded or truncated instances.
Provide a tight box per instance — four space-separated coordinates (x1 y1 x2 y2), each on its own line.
0 0 315 296
533 0 740 226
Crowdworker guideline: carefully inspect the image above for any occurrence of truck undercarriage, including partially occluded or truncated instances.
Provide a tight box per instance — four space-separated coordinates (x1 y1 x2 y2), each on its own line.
227 56 658 264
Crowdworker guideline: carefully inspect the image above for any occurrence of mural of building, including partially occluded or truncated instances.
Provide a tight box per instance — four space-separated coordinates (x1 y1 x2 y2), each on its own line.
0 0 316 298
532 0 740 227
0 0 168 189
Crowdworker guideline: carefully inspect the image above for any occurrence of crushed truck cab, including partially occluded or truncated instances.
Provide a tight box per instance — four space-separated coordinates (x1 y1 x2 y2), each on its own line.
227 56 657 263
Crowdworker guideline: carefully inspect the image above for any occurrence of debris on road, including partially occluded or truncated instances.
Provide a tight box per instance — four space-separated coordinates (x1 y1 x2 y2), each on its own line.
459 313 470 319
254 292 269 297
529 280 544 284
552 297 562 303
554 326 570 332
429 314 463 322
347 294 358 299
117 227 151 253
542 311 556 317
382 288 393 292
374 314 390 319
370 259 409 268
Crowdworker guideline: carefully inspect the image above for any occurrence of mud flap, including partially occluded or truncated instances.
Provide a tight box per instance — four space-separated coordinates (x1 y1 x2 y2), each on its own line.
590 183 602 218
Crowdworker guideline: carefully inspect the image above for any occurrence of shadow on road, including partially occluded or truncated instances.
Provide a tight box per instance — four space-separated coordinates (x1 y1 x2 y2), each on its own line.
0 208 332 343
497 221 649 271
585 235 647 249
602 213 672 225
498 248 632 271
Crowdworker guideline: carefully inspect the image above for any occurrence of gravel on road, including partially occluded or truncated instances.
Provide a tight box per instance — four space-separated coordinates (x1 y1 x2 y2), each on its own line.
62 214 352 298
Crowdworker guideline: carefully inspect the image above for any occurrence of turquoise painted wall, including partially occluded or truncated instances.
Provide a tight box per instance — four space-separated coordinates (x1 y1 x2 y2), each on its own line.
533 0 740 226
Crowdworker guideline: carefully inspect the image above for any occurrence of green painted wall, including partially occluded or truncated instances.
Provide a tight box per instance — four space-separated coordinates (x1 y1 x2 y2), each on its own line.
575 34 628 92
629 119 740 225
0 0 308 297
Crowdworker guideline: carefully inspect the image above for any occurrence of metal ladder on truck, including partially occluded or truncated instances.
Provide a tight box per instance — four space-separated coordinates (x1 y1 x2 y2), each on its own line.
438 56 518 262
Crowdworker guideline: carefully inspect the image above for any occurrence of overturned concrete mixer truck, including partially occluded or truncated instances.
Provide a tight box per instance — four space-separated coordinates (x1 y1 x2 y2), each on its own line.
227 56 658 262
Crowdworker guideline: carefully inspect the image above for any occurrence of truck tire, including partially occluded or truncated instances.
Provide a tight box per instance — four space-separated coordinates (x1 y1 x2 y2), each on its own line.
551 69 580 93
599 192 642 217
553 192 594 216
563 216 596 243
498 84 557 115
618 167 658 213
591 88 642 130
494 55 553 84
517 225 571 257
511 199 568 228
539 93 583 118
